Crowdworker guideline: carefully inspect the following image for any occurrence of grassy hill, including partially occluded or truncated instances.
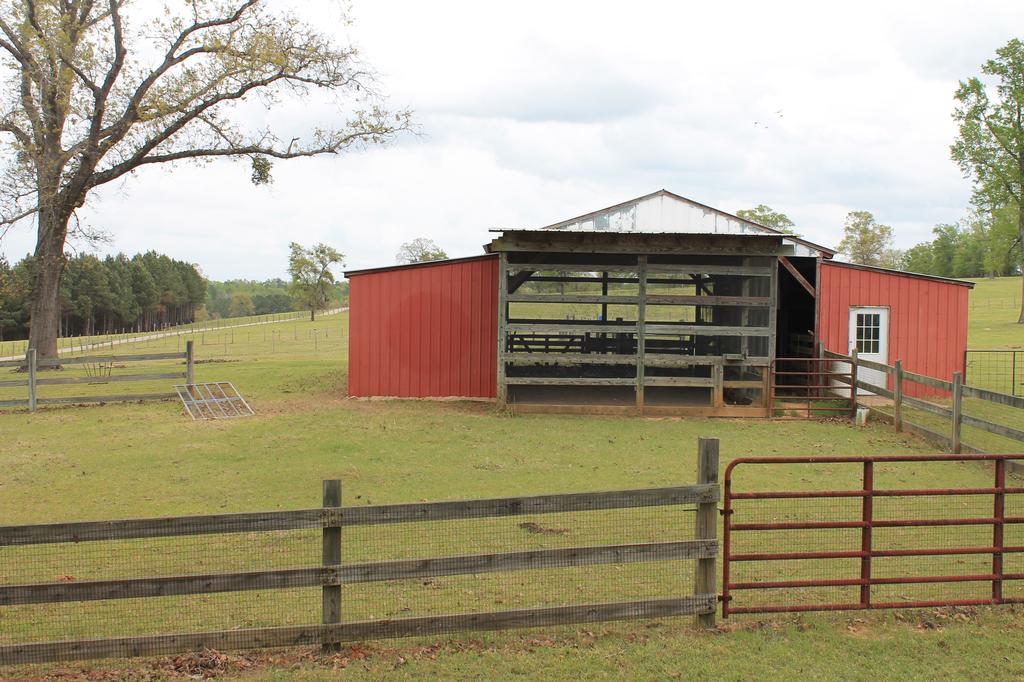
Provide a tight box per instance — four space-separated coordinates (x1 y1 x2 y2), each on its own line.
967 276 1023 348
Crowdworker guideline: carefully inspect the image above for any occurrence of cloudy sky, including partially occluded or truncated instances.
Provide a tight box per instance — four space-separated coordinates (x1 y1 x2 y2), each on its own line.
3 0 1023 279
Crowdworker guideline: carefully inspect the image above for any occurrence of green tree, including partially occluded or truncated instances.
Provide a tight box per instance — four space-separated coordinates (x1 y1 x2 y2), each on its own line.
396 238 448 264
0 1 411 358
902 242 935 274
929 223 963 277
736 205 800 235
986 206 1022 277
0 255 29 341
952 38 1024 322
836 211 896 267
228 292 256 318
288 242 344 321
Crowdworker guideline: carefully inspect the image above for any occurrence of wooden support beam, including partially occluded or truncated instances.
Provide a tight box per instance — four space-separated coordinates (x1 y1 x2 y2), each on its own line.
778 256 816 298
637 256 648 412
505 262 639 273
488 232 785 255
768 258 779 401
645 264 772 276
507 269 533 294
504 353 637 366
645 295 771 307
601 271 609 322
507 294 639 304
644 324 772 337
504 377 637 386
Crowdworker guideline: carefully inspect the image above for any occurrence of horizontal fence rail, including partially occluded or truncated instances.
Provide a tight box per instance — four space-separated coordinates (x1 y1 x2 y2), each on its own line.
821 349 1024 459
4 597 716 665
722 454 1024 617
0 486 718 546
0 344 193 412
0 440 720 666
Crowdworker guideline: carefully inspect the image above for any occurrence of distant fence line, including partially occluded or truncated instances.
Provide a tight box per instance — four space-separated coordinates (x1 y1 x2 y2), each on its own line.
0 308 345 361
0 439 720 666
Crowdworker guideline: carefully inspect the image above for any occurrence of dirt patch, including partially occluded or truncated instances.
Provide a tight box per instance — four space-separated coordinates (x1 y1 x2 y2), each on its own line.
518 521 569 535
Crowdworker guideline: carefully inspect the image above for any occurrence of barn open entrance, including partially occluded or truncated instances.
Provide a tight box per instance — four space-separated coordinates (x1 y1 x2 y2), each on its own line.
775 256 818 357
491 231 782 416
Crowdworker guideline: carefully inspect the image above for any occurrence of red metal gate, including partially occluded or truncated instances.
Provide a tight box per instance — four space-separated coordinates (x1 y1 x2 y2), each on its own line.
770 357 855 418
722 454 1024 617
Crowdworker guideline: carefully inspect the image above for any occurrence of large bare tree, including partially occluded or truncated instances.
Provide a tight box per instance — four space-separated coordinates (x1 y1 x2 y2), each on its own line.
0 1 411 358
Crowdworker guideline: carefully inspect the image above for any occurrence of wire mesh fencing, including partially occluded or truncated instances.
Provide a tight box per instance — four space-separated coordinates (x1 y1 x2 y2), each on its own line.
966 350 1023 397
0 457 719 666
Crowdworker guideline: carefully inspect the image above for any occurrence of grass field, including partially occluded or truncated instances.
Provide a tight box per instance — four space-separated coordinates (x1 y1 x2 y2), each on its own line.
2 311 1024 679
967 276 1023 349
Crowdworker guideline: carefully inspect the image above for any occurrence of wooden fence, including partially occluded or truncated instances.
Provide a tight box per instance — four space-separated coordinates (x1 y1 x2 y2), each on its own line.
0 342 194 412
823 349 1024 457
0 439 720 666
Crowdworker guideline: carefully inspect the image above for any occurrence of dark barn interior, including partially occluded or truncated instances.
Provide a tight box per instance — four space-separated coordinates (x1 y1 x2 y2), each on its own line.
488 224 823 416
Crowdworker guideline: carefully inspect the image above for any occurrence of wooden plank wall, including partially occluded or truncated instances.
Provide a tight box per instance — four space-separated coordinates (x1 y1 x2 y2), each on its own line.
498 254 777 416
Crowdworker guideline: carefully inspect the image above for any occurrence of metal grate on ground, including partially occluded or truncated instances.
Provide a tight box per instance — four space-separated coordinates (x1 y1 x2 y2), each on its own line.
175 382 254 420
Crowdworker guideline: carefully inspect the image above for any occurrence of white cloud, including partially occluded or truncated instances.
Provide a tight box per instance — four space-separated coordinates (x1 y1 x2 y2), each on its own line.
3 0 1020 277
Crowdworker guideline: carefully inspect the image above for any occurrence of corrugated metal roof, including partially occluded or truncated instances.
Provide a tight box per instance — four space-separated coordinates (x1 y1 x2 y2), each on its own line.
824 260 976 288
344 254 497 278
490 189 836 258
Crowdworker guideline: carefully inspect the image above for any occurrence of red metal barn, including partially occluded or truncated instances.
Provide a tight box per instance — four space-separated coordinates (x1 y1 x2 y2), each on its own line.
346 255 498 398
818 261 973 398
345 191 974 411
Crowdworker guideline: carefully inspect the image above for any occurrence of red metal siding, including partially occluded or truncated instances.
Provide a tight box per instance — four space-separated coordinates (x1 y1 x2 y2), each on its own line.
819 262 970 398
348 256 498 398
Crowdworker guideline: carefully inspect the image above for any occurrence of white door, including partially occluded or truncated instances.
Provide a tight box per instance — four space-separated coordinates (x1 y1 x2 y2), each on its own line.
848 307 889 395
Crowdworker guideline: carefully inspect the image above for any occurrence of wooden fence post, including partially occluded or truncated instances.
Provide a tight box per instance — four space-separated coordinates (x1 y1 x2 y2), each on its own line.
893 359 903 433
27 348 37 413
694 437 719 628
952 372 963 455
322 479 342 653
185 340 194 385
849 349 859 419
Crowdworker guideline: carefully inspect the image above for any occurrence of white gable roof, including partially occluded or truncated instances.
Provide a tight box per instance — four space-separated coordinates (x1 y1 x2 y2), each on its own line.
538 190 834 257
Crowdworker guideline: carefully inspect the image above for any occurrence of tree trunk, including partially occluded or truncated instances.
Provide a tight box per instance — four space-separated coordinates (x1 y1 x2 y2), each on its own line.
309 306 315 322
28 204 70 360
